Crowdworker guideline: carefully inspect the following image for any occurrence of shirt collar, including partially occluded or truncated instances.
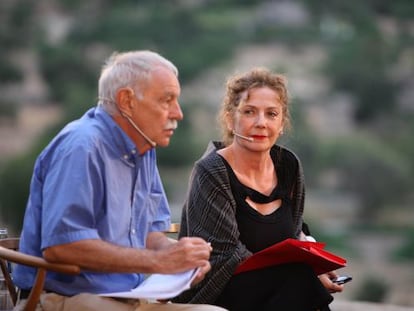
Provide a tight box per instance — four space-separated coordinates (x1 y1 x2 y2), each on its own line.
94 106 139 161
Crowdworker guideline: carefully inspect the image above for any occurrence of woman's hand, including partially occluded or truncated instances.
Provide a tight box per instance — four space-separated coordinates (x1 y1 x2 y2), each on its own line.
319 271 344 293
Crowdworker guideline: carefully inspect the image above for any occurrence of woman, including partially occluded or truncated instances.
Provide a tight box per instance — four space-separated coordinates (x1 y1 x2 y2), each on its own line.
174 68 344 310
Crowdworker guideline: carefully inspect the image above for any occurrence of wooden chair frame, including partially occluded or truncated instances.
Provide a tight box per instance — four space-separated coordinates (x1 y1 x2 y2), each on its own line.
0 223 179 311
0 238 80 311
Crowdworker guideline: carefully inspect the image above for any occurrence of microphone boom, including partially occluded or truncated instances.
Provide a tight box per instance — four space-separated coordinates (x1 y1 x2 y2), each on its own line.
122 113 157 147
233 131 254 142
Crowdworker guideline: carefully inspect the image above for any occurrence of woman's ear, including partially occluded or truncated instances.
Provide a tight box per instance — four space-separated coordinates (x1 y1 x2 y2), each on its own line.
116 87 135 117
225 112 234 132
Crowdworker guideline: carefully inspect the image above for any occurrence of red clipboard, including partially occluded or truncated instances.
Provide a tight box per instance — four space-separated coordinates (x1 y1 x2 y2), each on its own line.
234 238 347 276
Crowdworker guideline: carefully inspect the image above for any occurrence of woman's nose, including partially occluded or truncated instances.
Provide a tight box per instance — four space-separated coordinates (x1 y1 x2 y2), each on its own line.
255 112 267 126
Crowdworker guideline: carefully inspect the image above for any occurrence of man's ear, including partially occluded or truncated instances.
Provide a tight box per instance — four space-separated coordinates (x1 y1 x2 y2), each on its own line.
116 87 135 117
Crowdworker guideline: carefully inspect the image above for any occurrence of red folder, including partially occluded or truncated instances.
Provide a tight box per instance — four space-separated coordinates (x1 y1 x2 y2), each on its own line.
234 238 347 276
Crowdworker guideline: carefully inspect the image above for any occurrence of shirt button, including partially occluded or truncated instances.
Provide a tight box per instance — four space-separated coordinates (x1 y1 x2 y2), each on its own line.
131 149 136 154
131 229 136 234
123 154 128 160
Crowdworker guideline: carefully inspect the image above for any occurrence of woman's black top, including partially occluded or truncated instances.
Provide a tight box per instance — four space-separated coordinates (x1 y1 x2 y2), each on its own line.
220 150 297 253
216 149 333 311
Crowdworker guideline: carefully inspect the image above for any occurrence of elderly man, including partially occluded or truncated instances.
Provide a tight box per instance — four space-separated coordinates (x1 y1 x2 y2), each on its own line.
13 50 225 311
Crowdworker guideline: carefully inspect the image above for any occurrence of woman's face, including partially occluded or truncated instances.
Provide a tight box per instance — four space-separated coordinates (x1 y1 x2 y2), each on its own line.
230 86 284 151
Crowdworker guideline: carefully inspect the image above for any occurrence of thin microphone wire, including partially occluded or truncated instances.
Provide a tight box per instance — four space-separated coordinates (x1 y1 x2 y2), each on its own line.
232 130 254 142
98 97 156 147
122 113 157 147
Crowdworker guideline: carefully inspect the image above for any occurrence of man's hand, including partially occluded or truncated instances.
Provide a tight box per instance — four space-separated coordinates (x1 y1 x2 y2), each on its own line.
152 237 212 275
190 258 211 286
43 234 212 276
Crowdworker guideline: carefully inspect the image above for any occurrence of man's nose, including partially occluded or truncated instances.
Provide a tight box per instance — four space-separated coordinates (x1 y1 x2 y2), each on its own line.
171 100 184 121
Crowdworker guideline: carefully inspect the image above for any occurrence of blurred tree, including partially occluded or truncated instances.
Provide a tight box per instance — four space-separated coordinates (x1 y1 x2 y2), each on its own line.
319 136 412 224
354 275 389 303
0 0 413 235
0 152 37 234
38 44 97 104
157 105 203 167
393 228 414 261
0 57 22 83
325 33 397 123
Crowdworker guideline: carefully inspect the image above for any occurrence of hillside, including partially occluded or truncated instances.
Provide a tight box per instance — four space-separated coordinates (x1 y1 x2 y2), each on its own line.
0 0 413 308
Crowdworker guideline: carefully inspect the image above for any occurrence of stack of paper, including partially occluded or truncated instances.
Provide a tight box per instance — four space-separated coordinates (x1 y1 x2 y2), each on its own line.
100 267 200 300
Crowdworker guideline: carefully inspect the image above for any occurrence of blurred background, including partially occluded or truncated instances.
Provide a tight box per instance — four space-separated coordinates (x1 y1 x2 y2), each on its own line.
0 0 413 307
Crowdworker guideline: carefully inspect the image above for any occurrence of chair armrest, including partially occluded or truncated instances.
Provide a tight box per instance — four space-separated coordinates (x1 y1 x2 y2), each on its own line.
0 246 80 275
166 223 180 234
0 246 80 311
164 222 180 242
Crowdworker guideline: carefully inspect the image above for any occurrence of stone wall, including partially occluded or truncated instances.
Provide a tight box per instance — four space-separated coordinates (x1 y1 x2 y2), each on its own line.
332 300 414 311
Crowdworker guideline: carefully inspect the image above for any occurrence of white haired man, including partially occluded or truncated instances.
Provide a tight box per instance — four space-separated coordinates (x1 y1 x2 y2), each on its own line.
13 50 225 311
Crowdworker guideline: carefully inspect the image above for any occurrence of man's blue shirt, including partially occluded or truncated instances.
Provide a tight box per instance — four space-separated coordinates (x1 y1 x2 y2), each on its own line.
14 106 171 295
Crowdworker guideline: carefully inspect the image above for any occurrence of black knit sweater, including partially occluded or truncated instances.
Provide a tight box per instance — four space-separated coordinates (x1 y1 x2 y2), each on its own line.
173 141 305 304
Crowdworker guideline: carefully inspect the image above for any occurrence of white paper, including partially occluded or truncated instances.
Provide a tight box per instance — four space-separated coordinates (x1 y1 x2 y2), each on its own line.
99 267 200 300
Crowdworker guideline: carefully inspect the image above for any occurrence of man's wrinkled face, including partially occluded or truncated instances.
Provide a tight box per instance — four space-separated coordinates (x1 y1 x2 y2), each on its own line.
130 66 183 148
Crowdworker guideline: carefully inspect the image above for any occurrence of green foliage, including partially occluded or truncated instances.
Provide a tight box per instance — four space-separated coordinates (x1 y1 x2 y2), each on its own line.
0 58 22 83
66 3 243 83
157 106 203 167
353 275 389 302
303 0 414 19
38 44 97 103
393 229 414 261
324 32 397 122
0 154 35 233
61 82 97 121
0 0 36 47
0 122 68 234
318 136 412 222
1 0 414 234
0 101 18 118
367 0 414 18
377 114 414 162
305 225 351 255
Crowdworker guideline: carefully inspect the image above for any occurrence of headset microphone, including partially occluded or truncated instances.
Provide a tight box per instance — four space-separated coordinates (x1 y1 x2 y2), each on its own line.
121 112 157 147
232 130 254 142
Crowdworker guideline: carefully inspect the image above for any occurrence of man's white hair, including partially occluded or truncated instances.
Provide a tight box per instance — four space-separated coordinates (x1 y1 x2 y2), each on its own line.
98 50 178 115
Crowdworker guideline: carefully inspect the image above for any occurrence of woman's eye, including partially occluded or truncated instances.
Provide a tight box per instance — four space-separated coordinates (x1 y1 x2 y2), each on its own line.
242 109 254 115
268 111 279 118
